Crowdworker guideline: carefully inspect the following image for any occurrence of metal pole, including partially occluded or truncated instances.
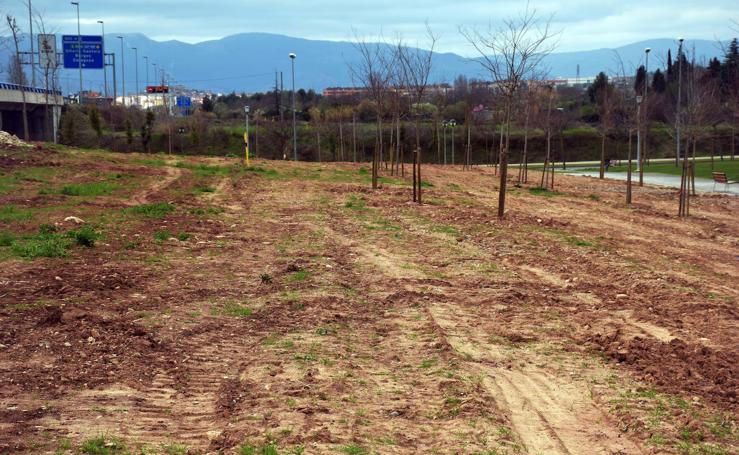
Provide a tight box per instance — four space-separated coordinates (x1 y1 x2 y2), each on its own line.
676 38 684 165
98 21 107 99
118 36 125 106
111 53 117 105
443 123 447 165
72 2 82 103
290 53 297 161
133 47 139 106
28 0 36 88
144 56 149 87
641 48 650 185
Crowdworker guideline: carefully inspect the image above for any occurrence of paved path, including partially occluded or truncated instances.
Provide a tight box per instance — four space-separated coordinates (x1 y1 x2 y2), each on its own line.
567 171 739 196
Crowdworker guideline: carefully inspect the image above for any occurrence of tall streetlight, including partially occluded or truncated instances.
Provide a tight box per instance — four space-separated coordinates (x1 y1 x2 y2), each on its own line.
117 36 125 106
132 47 139 106
144 56 149 87
71 2 82 103
289 52 297 161
676 38 684 165
28 0 36 88
97 20 108 99
641 47 651 186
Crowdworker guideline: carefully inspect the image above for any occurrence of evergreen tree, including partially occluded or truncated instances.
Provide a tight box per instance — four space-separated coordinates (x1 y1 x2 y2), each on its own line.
201 96 214 112
634 65 646 94
666 49 673 81
652 69 666 93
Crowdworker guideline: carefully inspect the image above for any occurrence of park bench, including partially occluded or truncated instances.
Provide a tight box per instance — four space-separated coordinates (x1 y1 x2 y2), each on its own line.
712 172 738 192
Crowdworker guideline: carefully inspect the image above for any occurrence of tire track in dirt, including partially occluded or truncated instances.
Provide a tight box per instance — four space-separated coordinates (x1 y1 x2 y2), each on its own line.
129 164 183 205
427 302 644 455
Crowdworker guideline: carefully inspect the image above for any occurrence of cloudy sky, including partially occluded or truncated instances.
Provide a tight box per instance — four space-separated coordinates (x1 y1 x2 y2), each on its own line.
4 0 738 55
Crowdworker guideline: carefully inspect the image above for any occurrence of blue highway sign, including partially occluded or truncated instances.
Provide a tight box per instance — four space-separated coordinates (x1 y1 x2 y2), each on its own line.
62 35 104 69
176 96 192 107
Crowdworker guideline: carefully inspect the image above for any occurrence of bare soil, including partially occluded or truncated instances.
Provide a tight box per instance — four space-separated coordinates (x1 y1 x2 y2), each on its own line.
0 145 736 454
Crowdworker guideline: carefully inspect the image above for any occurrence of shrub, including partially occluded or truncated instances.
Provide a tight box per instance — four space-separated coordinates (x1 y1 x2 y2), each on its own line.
69 225 100 247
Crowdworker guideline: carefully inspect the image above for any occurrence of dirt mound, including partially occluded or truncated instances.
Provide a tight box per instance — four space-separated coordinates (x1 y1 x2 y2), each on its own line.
588 332 738 410
0 130 32 148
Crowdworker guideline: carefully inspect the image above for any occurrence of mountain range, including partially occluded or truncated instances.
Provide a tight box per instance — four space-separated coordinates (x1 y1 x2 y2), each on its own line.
1 32 729 95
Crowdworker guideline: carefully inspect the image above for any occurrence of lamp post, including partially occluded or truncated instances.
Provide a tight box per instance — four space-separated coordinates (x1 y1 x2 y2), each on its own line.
289 52 297 161
97 20 108 99
144 56 149 87
442 120 448 165
641 47 650 185
117 35 125 106
676 38 684 165
71 2 82 103
450 119 457 166
132 47 139 106
28 0 35 88
244 105 250 165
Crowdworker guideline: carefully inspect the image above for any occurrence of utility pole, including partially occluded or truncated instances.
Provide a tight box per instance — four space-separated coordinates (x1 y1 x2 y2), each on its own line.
110 52 117 104
98 21 107 99
117 35 125 106
71 1 82 103
28 0 36 88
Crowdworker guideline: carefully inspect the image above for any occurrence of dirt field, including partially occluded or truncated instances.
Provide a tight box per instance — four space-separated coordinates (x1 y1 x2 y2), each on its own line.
0 145 736 455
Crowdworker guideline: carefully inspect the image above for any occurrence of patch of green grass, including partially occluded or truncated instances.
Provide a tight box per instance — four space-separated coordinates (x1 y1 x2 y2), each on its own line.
588 194 600 201
287 269 310 282
154 230 172 243
246 166 279 177
134 158 168 167
431 225 460 235
129 203 175 219
161 442 188 455
239 443 280 455
580 160 739 180
177 232 191 241
212 300 253 317
528 186 562 197
15 166 57 183
68 225 100 247
188 206 224 217
57 181 120 197
0 205 34 222
340 445 368 455
0 231 15 247
80 435 128 454
11 230 72 258
420 359 437 369
345 194 368 211
194 186 216 193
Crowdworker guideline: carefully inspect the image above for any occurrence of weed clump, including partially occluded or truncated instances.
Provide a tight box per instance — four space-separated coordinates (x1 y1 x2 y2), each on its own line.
129 202 175 218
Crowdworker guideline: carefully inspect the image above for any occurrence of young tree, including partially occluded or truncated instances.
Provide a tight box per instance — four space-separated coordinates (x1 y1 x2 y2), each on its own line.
589 72 616 178
462 6 557 217
349 31 396 189
141 110 155 153
397 24 438 203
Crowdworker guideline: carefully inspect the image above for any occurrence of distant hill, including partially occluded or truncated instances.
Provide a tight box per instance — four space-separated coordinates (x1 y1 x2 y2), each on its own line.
0 32 728 94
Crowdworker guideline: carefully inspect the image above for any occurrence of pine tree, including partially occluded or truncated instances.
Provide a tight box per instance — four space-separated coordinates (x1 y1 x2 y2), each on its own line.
634 65 646 94
666 49 673 81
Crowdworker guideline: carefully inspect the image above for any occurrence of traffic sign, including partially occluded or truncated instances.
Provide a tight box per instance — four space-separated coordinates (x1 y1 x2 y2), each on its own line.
62 35 104 69
176 96 191 107
38 34 57 69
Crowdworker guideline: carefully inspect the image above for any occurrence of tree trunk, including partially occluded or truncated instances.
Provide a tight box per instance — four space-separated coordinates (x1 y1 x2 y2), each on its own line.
626 129 632 205
600 132 606 179
339 121 344 162
352 113 357 163
498 102 511 219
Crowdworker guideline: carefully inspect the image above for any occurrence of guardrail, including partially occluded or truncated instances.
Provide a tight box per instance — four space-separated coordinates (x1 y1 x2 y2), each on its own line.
0 82 62 96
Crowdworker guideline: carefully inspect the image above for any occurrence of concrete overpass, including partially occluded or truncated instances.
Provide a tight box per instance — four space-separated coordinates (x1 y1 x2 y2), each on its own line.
0 83 64 142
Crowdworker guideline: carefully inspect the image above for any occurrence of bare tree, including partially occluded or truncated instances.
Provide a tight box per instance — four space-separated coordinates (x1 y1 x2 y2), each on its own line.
397 23 439 204
349 31 396 189
5 15 29 140
461 5 557 217
34 10 62 142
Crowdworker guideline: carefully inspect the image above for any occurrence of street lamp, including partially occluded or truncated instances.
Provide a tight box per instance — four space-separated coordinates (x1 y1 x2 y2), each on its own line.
289 52 297 161
641 47 651 185
71 2 82 103
144 56 149 88
117 35 125 106
97 20 108 99
245 105 251 165
132 46 139 106
449 119 457 165
676 38 684 165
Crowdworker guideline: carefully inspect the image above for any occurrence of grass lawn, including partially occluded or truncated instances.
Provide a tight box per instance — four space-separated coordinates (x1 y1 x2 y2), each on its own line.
575 160 739 180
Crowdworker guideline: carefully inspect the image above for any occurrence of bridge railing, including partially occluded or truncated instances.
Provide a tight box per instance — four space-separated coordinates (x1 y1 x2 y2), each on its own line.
0 82 62 96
